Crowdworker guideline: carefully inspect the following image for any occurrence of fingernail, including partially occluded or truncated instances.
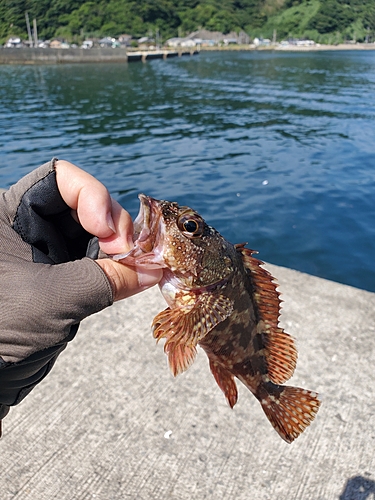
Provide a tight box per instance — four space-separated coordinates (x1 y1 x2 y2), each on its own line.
106 212 116 233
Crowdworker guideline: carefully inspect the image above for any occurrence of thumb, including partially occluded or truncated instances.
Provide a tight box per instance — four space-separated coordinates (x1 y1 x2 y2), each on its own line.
55 159 116 239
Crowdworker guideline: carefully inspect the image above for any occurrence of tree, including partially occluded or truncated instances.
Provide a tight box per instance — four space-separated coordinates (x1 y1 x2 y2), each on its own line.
307 0 355 33
0 0 374 44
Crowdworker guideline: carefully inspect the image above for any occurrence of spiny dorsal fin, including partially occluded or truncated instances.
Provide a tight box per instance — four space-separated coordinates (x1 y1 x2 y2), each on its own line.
235 244 297 384
152 293 234 376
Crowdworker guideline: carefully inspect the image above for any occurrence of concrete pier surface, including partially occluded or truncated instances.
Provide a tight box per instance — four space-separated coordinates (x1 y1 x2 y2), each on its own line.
1 263 374 500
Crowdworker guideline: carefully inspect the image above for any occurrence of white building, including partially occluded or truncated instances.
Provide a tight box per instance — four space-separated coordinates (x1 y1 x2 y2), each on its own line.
5 37 22 48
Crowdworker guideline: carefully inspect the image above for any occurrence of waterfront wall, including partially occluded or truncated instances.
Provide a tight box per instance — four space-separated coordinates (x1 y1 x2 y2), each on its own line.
0 47 199 65
1 44 374 65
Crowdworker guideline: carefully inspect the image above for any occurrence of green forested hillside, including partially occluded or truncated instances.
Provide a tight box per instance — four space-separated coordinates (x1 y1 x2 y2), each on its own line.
1 0 375 44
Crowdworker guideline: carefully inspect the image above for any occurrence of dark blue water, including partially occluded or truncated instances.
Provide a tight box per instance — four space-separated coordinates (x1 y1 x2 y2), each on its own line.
1 50 375 291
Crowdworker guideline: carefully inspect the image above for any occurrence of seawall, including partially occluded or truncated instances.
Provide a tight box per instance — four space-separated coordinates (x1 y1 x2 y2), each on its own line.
0 47 199 65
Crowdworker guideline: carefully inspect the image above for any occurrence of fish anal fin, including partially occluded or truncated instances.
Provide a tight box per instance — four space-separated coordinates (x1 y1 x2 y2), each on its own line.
152 293 234 376
209 360 238 408
259 385 321 443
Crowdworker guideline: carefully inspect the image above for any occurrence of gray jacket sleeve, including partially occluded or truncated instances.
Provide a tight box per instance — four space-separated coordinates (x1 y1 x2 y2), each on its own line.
0 159 113 412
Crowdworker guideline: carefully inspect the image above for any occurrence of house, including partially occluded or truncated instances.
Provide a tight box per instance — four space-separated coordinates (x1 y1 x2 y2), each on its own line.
187 30 225 46
237 31 250 45
165 37 181 48
50 39 70 49
166 30 251 49
181 39 196 47
166 37 197 48
118 34 132 47
253 37 271 47
296 39 315 46
81 40 94 49
99 37 119 48
5 37 22 48
50 39 60 48
37 40 50 48
137 37 156 49
183 30 249 47
223 37 238 45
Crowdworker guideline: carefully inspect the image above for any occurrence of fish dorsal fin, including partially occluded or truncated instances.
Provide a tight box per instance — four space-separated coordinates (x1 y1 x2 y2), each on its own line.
152 292 234 376
235 244 298 384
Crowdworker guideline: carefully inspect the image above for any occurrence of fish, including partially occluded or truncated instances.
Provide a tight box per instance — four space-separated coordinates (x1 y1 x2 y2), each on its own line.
113 195 320 443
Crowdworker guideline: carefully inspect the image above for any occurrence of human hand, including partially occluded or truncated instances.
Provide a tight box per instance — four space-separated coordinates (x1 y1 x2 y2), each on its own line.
55 160 162 300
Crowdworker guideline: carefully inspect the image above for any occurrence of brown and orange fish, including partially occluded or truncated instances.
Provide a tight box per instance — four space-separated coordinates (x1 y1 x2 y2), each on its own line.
113 195 320 443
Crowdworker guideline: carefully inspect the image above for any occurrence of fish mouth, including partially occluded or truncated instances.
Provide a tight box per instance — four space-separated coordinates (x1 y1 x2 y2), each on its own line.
111 194 165 269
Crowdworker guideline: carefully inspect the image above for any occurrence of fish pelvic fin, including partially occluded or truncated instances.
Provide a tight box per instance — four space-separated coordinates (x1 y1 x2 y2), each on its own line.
209 360 238 408
258 384 321 443
236 244 297 384
152 293 234 376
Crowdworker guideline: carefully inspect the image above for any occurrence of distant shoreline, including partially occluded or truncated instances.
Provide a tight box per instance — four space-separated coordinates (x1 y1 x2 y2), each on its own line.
1 43 374 65
201 43 375 52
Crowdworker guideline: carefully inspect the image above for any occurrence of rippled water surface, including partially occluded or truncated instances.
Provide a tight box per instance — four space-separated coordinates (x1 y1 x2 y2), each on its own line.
1 50 375 291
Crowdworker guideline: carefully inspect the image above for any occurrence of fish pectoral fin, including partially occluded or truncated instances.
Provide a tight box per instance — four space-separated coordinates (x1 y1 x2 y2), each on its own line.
258 384 321 443
209 360 238 409
164 341 197 377
152 293 234 376
152 293 234 344
194 292 234 338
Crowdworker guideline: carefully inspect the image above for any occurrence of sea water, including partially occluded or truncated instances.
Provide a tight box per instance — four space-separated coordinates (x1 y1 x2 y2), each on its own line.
1 50 375 291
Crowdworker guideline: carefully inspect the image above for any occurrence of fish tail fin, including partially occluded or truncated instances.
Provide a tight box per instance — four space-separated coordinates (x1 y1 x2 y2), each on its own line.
259 384 321 443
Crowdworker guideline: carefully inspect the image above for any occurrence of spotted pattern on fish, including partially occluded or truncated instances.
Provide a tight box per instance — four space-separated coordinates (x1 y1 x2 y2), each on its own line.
113 195 321 443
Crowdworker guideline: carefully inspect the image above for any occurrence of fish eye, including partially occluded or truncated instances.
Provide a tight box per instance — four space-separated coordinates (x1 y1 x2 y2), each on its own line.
183 219 199 233
177 214 204 238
